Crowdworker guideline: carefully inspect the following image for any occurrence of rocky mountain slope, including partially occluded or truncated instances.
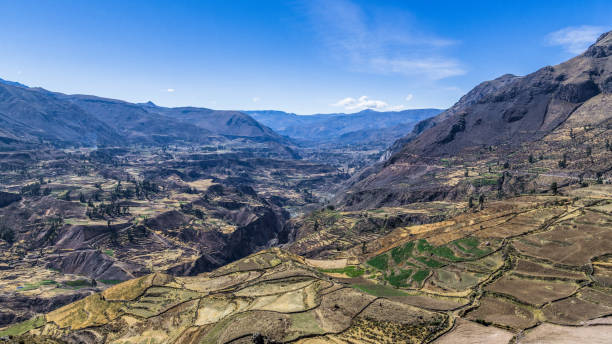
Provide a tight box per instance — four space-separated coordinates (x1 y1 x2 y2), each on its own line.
0 82 124 148
338 30 612 210
389 31 612 158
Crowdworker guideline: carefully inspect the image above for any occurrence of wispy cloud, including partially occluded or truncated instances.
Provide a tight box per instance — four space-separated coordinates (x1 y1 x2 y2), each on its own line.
300 0 464 79
332 96 407 112
405 94 413 102
167 88 175 93
546 25 607 54
252 97 260 102
371 57 465 79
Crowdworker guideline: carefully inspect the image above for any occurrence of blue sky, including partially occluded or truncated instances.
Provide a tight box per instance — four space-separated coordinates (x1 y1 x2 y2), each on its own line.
0 0 610 114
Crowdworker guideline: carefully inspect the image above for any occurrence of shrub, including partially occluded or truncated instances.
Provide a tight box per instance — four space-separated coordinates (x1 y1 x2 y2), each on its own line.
0 225 15 244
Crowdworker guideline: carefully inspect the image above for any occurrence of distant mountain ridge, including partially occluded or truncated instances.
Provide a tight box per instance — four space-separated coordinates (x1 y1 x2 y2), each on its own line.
0 76 440 151
246 108 442 145
0 80 285 148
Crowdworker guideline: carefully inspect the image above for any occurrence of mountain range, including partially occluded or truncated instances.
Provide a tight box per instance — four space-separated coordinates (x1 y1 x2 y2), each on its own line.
0 80 285 148
246 108 442 145
0 78 441 152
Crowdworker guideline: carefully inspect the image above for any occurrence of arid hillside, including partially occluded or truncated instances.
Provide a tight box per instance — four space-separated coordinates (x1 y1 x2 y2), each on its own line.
338 31 612 210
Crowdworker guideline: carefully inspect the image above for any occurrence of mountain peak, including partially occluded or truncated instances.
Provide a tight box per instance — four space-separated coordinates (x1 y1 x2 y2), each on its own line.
140 101 158 107
595 30 612 45
0 77 29 89
584 29 612 58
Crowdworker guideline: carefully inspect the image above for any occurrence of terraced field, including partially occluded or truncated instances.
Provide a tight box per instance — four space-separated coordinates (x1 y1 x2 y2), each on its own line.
310 185 612 343
2 185 610 343
0 249 449 343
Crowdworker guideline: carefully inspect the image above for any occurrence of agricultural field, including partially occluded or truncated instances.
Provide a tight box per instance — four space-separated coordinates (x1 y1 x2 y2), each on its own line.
4 180 611 343
308 184 612 342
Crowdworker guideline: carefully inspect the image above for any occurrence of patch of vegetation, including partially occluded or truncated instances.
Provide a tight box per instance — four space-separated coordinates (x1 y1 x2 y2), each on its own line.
352 284 408 297
20 182 43 196
386 269 413 287
99 279 123 285
367 254 389 271
319 266 365 278
474 319 492 326
411 269 430 282
415 239 462 262
417 239 434 253
103 249 115 257
430 246 462 262
0 316 45 337
454 237 478 250
415 257 445 268
19 280 57 291
64 279 91 288
471 177 498 187
453 237 490 257
0 224 15 244
391 242 414 264
368 209 387 214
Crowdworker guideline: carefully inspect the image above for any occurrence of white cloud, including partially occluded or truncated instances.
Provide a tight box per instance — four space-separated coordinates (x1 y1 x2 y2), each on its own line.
405 94 413 102
371 57 465 79
167 88 175 93
252 97 260 102
547 25 607 54
300 0 463 80
332 95 407 112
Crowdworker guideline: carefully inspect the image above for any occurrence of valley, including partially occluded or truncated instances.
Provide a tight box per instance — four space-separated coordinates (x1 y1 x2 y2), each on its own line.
0 142 348 328
0 25 611 344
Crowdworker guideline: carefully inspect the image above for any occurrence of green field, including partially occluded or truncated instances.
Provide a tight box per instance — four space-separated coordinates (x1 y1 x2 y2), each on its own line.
319 266 365 278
